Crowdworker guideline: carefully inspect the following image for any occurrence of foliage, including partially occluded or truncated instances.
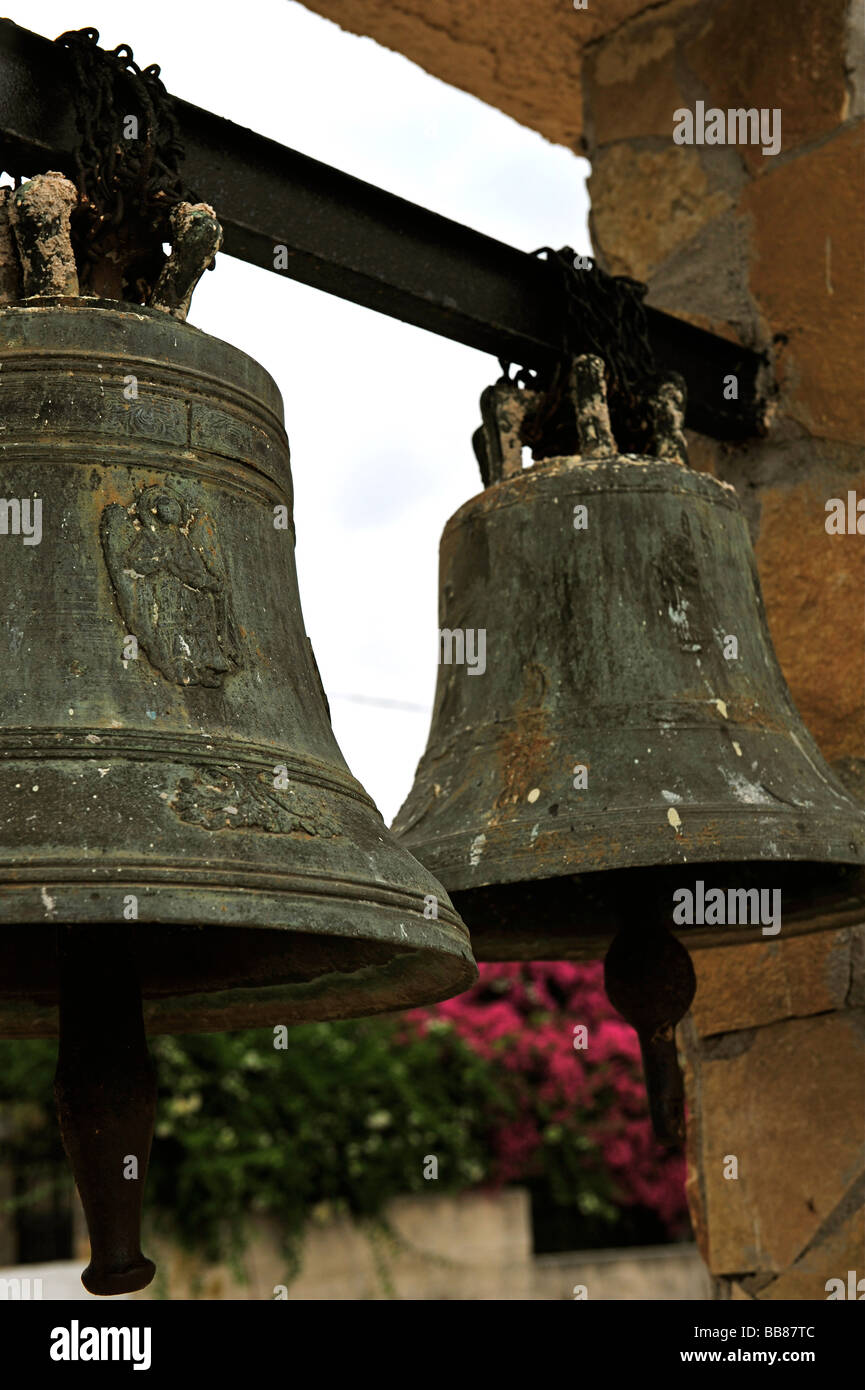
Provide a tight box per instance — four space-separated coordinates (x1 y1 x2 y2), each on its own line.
144 1016 510 1265
0 1015 510 1269
0 963 688 1268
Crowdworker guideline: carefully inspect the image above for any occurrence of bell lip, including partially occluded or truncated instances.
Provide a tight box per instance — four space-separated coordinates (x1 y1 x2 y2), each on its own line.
442 851 865 958
400 814 865 891
463 913 865 963
139 939 479 1036
446 857 865 964
0 959 480 1040
0 885 478 1038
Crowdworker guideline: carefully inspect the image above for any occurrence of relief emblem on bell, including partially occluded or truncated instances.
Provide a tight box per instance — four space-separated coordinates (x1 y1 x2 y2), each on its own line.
101 483 241 688
170 767 343 838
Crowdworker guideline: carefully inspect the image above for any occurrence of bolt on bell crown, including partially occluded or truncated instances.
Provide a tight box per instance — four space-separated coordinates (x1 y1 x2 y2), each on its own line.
393 355 865 960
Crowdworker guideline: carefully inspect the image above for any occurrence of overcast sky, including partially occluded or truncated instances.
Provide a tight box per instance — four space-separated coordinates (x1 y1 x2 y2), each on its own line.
9 0 590 821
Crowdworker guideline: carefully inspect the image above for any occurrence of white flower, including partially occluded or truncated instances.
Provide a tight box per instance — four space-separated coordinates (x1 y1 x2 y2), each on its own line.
167 1093 202 1117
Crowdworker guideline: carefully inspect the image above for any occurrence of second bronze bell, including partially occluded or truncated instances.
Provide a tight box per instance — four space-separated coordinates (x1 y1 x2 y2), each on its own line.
394 354 865 1140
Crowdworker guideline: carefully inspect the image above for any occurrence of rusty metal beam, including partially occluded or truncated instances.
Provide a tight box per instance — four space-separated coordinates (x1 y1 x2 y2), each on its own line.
0 18 768 440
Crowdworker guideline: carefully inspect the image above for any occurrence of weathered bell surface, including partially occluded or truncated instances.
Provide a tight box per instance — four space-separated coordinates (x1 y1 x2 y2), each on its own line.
394 356 865 962
0 296 475 1035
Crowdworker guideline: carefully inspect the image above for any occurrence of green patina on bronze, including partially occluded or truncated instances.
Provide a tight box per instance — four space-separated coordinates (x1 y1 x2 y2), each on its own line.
0 299 476 1040
394 360 865 962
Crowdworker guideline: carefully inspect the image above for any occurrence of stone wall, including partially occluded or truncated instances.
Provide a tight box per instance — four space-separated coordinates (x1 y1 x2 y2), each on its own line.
584 1 864 766
298 0 651 148
683 928 865 1298
124 1189 708 1301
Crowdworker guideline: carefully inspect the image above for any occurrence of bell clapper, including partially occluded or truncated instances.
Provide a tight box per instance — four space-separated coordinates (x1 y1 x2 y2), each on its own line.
603 917 697 1147
54 925 157 1295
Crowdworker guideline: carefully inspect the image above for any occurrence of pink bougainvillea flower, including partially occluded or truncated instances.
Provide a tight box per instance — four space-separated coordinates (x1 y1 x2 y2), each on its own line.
408 961 688 1235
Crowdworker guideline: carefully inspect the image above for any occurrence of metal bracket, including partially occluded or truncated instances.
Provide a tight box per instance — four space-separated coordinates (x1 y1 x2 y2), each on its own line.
0 18 771 442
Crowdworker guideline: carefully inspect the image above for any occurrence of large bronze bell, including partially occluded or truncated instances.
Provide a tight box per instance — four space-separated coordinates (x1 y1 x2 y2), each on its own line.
0 298 473 1034
394 354 865 1140
0 175 475 1293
